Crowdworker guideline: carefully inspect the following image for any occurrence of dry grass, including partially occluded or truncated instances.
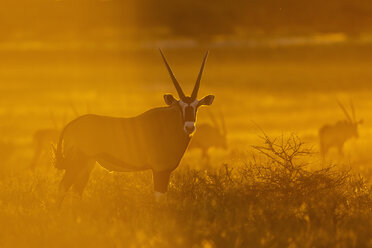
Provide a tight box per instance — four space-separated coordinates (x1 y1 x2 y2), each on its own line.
0 134 370 248
0 47 372 247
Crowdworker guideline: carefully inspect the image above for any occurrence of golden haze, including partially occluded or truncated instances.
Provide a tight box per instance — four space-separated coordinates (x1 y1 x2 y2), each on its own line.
0 1 372 247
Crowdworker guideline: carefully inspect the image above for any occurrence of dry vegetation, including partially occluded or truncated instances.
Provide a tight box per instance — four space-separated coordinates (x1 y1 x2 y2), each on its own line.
2 0 372 246
1 45 372 247
0 133 370 248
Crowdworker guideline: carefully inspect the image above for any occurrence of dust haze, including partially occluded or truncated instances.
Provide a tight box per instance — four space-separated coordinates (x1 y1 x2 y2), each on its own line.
0 1 371 247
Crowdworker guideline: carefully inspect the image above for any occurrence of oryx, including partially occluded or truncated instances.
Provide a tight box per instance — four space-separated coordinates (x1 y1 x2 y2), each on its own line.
54 49 214 202
319 100 363 158
189 111 227 161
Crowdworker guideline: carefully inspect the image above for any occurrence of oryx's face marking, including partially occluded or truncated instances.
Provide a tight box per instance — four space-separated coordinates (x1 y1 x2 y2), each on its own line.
160 49 215 136
179 98 199 135
164 94 215 136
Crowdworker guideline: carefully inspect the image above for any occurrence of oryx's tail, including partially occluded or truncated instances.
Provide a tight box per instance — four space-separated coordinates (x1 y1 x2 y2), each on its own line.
53 127 67 170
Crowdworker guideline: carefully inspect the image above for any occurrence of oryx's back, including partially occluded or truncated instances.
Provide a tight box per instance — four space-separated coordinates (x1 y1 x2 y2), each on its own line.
190 123 225 150
319 121 356 143
62 114 136 166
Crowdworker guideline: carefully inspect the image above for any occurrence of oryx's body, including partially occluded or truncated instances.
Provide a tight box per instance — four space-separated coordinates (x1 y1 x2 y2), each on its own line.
189 112 227 160
55 49 214 202
319 101 362 158
57 107 189 173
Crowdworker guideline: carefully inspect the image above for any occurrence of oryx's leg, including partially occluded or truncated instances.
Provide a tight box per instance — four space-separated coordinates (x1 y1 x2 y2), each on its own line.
72 161 95 197
30 144 42 169
57 153 90 205
321 143 330 158
319 141 325 158
153 170 171 201
201 148 208 159
320 147 326 161
202 149 211 164
57 168 77 206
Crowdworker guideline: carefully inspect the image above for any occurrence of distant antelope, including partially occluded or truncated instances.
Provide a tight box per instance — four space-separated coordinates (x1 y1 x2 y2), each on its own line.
319 101 363 158
189 111 227 160
30 128 60 169
30 110 77 169
54 49 214 202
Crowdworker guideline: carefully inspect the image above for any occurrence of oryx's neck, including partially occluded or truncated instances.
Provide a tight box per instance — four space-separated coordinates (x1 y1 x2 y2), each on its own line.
132 105 191 171
143 105 190 140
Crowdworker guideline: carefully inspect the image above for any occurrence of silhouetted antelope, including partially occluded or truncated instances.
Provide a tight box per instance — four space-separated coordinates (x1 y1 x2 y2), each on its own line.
189 112 227 160
319 101 363 158
30 128 60 169
54 49 214 202
30 110 79 169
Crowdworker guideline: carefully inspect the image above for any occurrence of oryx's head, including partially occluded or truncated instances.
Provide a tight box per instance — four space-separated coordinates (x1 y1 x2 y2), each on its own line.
209 111 228 150
160 49 214 136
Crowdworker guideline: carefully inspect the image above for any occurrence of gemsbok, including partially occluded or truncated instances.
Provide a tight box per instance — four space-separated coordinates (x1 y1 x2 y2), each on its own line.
189 111 227 160
54 49 214 202
319 101 363 158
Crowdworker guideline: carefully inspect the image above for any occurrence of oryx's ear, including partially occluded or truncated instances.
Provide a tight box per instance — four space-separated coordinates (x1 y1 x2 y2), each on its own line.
164 94 177 105
198 95 215 106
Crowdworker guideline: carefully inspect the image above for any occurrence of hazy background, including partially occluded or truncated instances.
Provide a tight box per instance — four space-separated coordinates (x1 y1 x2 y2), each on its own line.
2 0 372 39
1 0 372 165
1 1 372 247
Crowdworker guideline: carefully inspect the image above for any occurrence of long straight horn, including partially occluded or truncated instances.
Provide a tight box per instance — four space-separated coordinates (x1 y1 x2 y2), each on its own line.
208 111 219 129
49 111 58 129
191 51 209 100
159 49 185 100
337 100 352 122
350 99 356 122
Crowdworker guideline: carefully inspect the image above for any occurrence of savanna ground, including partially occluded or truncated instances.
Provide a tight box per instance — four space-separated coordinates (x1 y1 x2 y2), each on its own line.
0 42 372 247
